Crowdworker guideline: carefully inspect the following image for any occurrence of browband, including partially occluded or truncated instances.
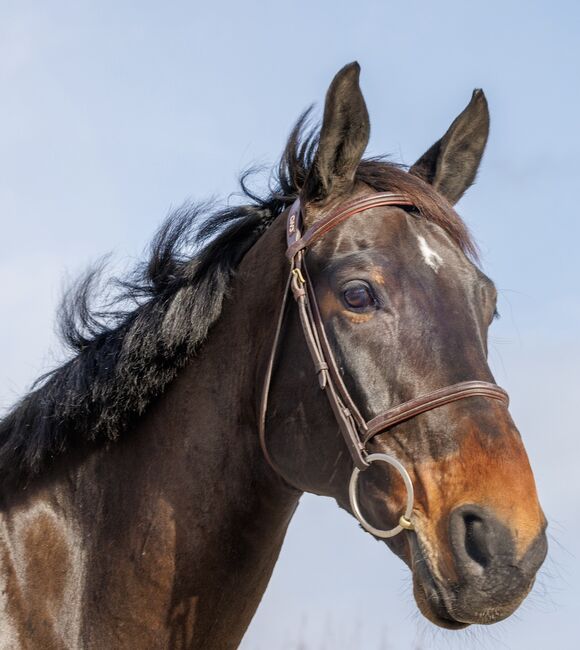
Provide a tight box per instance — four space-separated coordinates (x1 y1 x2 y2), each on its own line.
286 192 414 257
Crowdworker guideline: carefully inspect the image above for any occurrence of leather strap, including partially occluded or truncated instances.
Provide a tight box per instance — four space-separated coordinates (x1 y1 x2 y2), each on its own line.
363 381 509 445
258 270 293 477
290 253 369 469
286 192 414 259
259 191 510 483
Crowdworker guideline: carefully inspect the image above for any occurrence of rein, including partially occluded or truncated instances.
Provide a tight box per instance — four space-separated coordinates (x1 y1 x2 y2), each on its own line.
259 192 509 538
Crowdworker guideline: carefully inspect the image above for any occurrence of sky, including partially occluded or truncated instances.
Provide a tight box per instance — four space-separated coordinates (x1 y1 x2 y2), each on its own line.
0 1 579 648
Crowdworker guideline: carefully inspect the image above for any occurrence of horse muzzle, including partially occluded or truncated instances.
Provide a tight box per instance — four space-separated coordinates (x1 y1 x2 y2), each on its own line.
411 504 548 628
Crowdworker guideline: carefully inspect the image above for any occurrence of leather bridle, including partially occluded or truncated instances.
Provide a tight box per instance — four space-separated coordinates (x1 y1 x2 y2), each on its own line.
259 191 509 538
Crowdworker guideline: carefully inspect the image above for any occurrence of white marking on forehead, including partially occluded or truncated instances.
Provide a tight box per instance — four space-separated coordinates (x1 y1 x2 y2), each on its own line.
417 235 443 272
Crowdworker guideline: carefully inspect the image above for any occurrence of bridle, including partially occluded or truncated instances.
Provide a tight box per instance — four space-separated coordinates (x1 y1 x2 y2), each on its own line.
259 191 509 538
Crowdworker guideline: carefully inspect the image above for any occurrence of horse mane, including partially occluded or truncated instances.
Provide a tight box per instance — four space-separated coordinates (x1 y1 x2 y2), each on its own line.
0 111 476 489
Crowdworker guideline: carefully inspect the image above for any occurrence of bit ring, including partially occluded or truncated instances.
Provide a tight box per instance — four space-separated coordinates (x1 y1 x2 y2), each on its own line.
348 453 414 538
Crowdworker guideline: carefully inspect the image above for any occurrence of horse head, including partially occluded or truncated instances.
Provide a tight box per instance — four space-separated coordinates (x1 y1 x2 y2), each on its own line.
262 62 547 629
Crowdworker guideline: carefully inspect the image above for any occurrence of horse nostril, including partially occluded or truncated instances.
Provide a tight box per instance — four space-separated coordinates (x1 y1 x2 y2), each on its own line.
447 504 547 616
463 513 491 569
449 505 504 576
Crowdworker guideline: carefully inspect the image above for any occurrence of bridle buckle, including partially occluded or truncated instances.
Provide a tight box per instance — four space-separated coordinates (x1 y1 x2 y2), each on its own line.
291 267 306 286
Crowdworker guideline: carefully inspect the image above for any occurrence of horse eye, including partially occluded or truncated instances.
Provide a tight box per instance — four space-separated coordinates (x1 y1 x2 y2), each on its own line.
342 282 376 311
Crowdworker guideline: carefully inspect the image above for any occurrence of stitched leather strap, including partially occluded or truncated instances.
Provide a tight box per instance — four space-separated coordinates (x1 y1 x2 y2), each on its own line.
291 252 369 469
286 192 413 259
363 381 509 445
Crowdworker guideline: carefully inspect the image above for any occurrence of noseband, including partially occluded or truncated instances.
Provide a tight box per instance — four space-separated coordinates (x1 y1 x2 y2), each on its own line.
259 192 509 538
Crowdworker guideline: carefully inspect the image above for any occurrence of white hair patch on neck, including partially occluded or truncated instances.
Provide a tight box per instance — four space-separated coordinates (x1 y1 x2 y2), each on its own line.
417 235 443 272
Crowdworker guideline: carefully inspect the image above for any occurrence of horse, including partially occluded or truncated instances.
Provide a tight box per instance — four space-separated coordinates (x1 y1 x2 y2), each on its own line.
0 62 546 648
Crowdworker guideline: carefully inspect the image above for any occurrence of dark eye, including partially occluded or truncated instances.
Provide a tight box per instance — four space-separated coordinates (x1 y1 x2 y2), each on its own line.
342 281 377 311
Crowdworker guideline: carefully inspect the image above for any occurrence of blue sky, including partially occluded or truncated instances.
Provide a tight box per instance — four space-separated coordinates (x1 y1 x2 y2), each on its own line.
1 1 578 648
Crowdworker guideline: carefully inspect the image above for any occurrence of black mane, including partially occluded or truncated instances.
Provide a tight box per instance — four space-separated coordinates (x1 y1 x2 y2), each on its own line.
0 112 475 489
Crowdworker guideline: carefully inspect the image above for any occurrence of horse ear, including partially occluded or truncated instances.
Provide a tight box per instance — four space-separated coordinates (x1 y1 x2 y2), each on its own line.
410 90 489 205
302 62 370 206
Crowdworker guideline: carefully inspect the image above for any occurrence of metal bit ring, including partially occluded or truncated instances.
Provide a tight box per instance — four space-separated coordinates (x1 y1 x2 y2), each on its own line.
348 453 414 538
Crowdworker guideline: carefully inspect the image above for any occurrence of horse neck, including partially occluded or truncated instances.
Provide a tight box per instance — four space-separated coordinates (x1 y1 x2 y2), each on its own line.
78 216 298 647
96 214 297 647
2 216 300 649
